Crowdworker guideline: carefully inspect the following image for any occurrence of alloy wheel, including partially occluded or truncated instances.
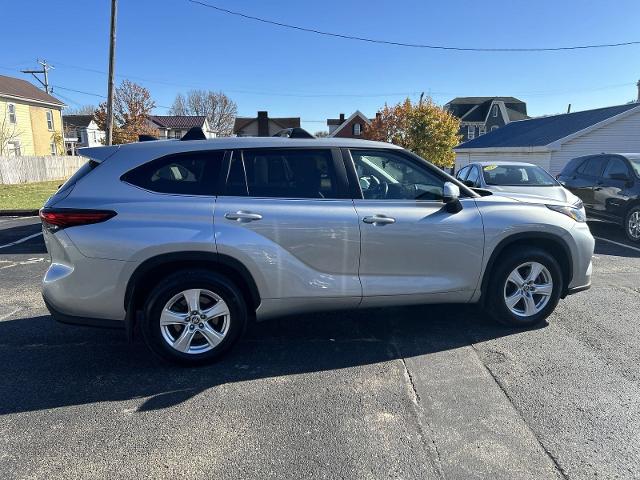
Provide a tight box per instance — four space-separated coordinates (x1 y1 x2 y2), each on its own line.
160 289 230 354
503 262 553 318
628 211 640 240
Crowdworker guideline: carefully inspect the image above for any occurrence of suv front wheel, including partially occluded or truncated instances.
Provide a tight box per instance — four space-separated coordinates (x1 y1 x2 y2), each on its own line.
486 248 562 327
142 270 247 365
625 206 640 243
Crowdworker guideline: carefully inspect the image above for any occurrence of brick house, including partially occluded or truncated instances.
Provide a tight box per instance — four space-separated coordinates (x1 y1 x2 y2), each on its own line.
326 111 371 138
233 111 300 137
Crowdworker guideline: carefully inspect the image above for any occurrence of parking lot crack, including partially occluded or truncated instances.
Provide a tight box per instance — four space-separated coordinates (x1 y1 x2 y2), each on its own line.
470 344 569 480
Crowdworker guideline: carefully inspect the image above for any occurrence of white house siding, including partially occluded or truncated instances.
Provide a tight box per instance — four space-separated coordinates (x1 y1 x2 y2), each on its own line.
549 109 640 176
455 151 551 173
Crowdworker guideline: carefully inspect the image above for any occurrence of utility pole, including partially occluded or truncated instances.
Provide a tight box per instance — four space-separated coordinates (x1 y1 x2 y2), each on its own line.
106 0 118 146
21 60 54 94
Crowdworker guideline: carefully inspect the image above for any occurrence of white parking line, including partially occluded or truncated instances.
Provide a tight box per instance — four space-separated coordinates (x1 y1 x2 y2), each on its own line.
594 236 640 254
0 232 43 250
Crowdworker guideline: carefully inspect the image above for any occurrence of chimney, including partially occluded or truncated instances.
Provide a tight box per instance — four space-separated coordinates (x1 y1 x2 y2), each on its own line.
637 80 640 102
375 112 381 121
339 113 345 123
257 111 269 136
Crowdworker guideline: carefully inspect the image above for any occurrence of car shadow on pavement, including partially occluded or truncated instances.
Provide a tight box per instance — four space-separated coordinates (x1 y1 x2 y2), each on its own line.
0 304 542 415
0 223 46 255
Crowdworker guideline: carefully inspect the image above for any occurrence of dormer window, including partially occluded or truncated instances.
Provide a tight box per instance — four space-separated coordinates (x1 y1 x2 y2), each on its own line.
492 105 498 117
353 123 362 136
467 125 475 140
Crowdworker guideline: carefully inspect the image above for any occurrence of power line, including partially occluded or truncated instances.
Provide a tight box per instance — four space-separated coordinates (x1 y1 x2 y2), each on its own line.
187 0 640 52
53 85 173 110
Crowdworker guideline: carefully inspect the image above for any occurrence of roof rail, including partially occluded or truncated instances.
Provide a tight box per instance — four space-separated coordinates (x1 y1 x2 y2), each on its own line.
138 134 159 142
181 127 207 141
272 128 315 139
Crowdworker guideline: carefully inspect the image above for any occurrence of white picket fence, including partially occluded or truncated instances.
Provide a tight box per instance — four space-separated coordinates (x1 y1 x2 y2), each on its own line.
0 156 86 185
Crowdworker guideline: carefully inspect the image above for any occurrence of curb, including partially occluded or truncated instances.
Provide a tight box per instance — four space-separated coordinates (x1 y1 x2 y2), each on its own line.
0 210 39 217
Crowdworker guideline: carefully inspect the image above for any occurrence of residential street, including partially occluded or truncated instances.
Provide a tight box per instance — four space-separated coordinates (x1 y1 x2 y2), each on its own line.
0 216 638 480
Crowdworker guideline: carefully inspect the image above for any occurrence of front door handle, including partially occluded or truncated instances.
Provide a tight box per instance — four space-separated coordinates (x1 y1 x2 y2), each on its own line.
362 215 396 225
224 211 263 222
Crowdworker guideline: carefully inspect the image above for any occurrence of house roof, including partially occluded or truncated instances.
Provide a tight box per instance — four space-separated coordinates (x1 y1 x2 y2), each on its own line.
63 115 95 128
456 103 640 150
447 96 524 105
0 74 65 106
149 115 207 129
233 116 300 132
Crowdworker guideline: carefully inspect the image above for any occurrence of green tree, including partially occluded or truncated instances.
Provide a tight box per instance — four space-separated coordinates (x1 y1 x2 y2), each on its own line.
365 98 461 168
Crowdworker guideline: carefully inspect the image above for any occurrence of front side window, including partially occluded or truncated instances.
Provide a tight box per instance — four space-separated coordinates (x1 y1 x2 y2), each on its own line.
350 150 444 201
46 110 54 130
467 125 475 139
226 149 339 199
465 166 480 187
8 103 16 123
456 166 471 181
482 164 557 186
603 157 630 179
122 150 224 195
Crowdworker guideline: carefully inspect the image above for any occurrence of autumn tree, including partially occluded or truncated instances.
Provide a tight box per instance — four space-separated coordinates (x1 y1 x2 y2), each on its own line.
95 80 158 144
169 90 237 136
365 98 461 168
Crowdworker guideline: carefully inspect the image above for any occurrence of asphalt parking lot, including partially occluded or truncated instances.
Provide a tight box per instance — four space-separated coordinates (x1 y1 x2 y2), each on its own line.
1 216 639 480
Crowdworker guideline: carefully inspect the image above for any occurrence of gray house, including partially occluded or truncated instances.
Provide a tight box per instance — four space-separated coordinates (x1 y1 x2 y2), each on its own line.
445 97 528 142
455 103 640 175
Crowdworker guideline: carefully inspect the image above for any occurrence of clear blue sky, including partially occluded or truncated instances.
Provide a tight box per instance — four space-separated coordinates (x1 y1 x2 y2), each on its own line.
3 0 639 132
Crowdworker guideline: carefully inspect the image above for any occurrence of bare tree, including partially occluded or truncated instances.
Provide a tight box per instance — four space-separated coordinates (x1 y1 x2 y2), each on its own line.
169 90 237 136
64 105 98 116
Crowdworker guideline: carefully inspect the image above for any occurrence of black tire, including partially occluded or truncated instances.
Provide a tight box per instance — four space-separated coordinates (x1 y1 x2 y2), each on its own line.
485 248 563 327
141 270 247 366
624 205 640 243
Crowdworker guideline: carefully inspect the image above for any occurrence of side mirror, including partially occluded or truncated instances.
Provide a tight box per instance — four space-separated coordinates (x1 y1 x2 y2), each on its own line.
443 182 462 213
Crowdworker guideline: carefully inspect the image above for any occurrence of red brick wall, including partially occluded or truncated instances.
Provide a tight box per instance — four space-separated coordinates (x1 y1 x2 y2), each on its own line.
333 115 368 138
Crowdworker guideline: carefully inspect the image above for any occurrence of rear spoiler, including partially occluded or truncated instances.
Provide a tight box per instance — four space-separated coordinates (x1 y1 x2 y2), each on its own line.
77 145 120 163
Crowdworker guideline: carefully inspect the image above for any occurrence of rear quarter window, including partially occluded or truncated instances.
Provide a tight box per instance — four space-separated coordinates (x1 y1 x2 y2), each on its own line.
122 150 224 195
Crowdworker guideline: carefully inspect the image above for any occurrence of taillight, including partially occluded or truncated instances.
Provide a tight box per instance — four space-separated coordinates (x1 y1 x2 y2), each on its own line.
39 208 116 231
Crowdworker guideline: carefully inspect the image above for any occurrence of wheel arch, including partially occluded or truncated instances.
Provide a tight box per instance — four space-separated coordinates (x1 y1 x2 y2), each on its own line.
124 252 261 336
480 232 573 303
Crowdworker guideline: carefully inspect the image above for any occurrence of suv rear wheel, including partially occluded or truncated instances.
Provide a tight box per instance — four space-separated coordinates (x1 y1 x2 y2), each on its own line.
141 270 247 365
486 248 562 327
625 206 640 243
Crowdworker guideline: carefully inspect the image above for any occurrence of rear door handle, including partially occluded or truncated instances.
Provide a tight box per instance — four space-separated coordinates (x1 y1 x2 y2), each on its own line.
224 211 263 222
362 215 396 225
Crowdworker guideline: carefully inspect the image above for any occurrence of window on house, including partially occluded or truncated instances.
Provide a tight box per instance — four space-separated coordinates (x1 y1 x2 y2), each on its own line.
8 141 21 156
353 123 362 136
50 142 57 155
174 130 182 139
467 125 475 139
46 110 54 130
491 126 498 132
492 105 498 117
479 126 486 136
8 103 16 124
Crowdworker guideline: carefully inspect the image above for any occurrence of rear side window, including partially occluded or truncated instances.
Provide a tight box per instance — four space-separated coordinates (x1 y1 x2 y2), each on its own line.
122 150 224 195
603 157 630 179
225 149 340 199
58 159 99 194
577 156 607 178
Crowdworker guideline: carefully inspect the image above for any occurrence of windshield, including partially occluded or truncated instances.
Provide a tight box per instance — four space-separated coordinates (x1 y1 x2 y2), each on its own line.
627 156 640 177
482 164 558 186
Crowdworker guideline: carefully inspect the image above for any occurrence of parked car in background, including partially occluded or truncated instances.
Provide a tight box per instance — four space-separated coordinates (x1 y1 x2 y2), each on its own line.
40 136 594 365
456 161 583 205
557 153 640 242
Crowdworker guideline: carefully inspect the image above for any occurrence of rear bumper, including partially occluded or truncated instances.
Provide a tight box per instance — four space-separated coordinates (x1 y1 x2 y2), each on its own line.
44 296 124 330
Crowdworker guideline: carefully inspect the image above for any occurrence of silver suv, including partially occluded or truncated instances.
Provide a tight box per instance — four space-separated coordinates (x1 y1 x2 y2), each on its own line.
40 136 594 365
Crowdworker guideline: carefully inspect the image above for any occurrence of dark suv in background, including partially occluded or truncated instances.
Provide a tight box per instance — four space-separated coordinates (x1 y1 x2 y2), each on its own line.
558 153 640 242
